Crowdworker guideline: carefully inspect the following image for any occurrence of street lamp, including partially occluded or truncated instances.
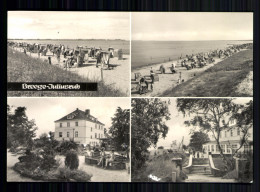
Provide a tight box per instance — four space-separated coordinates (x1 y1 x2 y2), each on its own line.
73 128 75 142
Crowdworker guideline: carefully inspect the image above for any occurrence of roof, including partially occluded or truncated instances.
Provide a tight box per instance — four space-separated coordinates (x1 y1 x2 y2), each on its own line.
54 109 105 125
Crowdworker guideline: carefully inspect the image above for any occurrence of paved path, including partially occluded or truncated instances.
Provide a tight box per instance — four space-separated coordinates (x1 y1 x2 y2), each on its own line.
58 155 130 182
185 173 236 183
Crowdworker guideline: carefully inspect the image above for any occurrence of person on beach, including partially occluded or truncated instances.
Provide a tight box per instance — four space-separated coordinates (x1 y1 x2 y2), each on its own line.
170 64 177 73
23 48 27 55
48 57 52 65
105 149 115 169
150 67 154 75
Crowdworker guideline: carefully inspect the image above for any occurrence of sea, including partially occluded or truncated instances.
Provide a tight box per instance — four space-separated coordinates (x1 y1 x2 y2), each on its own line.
10 39 130 55
131 40 253 69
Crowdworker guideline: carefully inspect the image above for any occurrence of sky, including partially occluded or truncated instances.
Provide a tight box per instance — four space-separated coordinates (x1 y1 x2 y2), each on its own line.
7 97 130 137
8 11 130 40
132 12 253 41
153 98 253 149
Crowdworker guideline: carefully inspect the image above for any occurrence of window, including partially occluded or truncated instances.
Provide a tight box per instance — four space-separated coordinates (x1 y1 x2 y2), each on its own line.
225 131 227 137
221 145 225 153
244 145 250 153
91 135 92 139
219 132 222 138
211 145 215 152
91 127 92 132
237 128 240 136
216 145 220 152
95 124 97 129
227 148 231 153
98 133 100 138
75 122 78 126
95 133 97 138
230 129 233 137
75 131 78 137
67 122 70 127
59 132 62 137
67 132 70 137
60 123 62 127
232 144 237 149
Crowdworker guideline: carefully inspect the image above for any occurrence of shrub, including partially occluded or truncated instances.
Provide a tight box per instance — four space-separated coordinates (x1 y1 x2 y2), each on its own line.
65 150 79 170
58 167 92 182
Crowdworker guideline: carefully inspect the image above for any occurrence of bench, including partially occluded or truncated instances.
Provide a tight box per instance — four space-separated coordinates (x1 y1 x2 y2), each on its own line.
107 161 126 170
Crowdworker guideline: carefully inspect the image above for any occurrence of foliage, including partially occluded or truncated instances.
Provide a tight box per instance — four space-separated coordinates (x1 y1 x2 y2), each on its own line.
189 131 209 151
109 107 130 151
7 105 38 149
132 152 188 182
131 98 171 172
58 167 92 182
65 150 79 170
176 98 253 171
57 140 78 155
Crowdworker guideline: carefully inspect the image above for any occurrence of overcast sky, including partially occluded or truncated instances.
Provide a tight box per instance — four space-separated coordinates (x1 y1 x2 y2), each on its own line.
8 97 130 137
153 98 253 149
8 11 130 40
132 12 253 41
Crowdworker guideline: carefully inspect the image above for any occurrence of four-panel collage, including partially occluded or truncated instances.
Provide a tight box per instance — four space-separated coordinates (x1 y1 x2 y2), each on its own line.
7 11 253 183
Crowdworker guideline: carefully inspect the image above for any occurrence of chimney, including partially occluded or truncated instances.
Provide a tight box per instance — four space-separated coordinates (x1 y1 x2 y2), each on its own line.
76 108 79 111
85 109 90 115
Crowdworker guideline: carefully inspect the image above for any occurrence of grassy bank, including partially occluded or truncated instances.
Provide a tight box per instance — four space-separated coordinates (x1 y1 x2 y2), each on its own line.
7 48 125 97
162 49 253 97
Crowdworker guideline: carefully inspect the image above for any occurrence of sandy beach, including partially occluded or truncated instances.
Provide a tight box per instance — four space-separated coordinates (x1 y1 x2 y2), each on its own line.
131 57 223 97
14 47 130 96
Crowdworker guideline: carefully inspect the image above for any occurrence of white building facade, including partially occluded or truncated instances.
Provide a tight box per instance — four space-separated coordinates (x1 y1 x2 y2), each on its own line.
202 119 253 155
54 108 105 146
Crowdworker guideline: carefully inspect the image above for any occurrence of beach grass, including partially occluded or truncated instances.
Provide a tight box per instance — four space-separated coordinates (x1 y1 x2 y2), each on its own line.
7 48 126 97
161 49 253 97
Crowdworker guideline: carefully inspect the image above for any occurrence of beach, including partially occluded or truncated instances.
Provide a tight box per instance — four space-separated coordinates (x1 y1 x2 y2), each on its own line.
13 47 130 96
131 57 223 97
131 48 252 97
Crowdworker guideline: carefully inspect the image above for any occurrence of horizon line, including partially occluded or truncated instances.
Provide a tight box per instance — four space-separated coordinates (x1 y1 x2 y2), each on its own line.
132 39 253 41
8 38 129 41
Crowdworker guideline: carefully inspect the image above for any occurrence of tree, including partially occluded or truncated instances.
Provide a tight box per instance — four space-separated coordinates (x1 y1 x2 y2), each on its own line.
189 131 209 151
109 107 130 151
131 98 171 171
176 98 252 171
7 105 38 149
232 100 253 155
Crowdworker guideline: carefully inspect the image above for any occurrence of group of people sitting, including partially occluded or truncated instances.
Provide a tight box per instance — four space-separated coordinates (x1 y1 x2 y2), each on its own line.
97 148 115 169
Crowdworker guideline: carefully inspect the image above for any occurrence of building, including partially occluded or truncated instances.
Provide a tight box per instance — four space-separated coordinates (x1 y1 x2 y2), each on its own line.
54 108 105 146
202 119 253 155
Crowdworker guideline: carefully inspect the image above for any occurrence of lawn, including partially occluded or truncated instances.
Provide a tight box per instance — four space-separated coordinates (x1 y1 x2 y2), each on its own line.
162 49 253 97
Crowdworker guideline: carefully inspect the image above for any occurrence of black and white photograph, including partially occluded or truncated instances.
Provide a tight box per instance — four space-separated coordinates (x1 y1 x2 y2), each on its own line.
7 11 130 97
131 98 253 183
131 12 253 97
7 97 130 182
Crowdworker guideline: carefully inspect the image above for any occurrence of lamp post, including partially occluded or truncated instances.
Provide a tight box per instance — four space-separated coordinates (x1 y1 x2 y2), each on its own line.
73 128 75 142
